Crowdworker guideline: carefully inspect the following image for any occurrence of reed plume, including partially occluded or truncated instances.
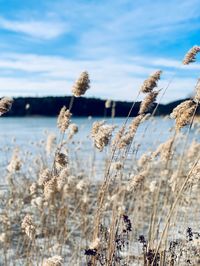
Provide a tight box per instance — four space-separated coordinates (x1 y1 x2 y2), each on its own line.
115 131 133 149
0 233 7 243
7 149 21 173
68 123 78 139
38 168 52 186
139 91 159 114
46 133 56 155
91 121 115 151
57 167 69 191
129 114 145 134
57 106 71 133
112 125 126 148
29 182 38 196
170 100 196 130
153 137 174 160
31 196 44 210
55 152 68 169
42 256 63 266
183 46 200 65
21 214 36 240
0 97 13 116
113 115 144 149
140 71 162 93
72 71 90 97
127 171 147 191
44 177 57 200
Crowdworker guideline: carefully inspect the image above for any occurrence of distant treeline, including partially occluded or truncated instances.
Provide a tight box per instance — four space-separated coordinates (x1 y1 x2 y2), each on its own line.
2 96 195 117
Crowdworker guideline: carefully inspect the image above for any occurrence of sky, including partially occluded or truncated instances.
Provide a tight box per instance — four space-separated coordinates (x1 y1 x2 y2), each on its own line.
0 0 200 103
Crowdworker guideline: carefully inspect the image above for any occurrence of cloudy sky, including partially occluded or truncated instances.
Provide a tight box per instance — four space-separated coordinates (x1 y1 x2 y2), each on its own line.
0 0 200 103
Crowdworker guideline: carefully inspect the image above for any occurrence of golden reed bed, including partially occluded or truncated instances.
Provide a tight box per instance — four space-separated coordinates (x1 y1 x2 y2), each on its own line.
0 46 200 265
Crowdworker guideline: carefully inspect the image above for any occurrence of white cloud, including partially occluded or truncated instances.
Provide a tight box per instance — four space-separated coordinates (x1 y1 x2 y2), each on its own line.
0 17 68 40
0 53 199 103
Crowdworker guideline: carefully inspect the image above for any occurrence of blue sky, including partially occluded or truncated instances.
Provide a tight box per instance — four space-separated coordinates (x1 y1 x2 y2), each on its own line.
0 0 200 103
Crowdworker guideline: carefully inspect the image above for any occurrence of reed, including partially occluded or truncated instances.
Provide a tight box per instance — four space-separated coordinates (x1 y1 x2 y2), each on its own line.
0 46 200 265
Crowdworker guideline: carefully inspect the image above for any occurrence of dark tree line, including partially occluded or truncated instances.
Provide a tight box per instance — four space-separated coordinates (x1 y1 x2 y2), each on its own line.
2 96 195 117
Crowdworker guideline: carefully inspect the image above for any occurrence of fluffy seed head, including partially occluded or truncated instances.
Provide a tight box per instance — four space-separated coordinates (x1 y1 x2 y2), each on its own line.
31 196 44 210
183 46 200 65
72 71 90 97
91 121 115 151
153 137 174 161
112 115 144 150
170 100 196 130
38 168 52 186
149 180 157 192
7 149 21 173
55 152 68 169
112 126 126 149
0 233 7 243
140 71 162 93
127 171 147 191
57 106 71 133
0 97 13 116
57 167 69 191
110 161 123 171
44 177 57 200
139 91 159 114
89 238 100 249
116 131 133 149
68 123 78 139
21 214 36 240
30 182 38 196
42 256 63 266
46 133 56 155
113 114 144 149
129 114 145 134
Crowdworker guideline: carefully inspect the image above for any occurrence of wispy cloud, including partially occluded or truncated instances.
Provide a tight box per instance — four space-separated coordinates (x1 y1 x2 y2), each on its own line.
59 0 200 58
0 52 199 102
0 16 68 40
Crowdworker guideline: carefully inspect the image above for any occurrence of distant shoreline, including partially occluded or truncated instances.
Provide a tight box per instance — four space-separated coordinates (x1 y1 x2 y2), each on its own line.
2 96 194 117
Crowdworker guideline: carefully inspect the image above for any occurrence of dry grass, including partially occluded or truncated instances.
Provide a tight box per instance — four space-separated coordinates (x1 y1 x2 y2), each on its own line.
0 52 200 265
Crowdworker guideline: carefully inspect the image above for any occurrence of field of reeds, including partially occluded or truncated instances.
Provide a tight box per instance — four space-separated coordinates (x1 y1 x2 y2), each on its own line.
0 46 200 266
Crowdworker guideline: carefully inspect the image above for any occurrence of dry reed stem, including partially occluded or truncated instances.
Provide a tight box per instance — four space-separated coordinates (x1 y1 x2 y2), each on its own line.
153 156 200 264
